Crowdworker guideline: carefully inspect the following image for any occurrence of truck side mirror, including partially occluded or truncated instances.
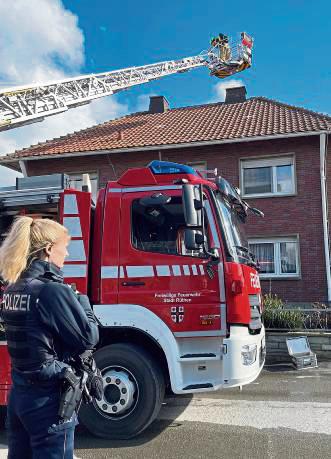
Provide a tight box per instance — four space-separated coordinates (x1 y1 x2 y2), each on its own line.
184 228 204 250
209 247 220 261
182 184 202 227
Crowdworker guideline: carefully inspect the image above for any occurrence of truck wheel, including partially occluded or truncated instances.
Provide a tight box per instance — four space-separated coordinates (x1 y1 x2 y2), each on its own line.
79 343 165 439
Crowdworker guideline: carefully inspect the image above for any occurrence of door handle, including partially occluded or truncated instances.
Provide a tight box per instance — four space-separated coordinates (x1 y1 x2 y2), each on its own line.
121 281 146 287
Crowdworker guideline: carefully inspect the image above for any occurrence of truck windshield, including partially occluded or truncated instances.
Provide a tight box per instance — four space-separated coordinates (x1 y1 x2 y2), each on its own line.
214 193 251 264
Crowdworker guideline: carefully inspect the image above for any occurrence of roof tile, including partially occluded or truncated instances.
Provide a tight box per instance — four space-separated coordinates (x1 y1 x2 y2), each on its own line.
2 97 331 160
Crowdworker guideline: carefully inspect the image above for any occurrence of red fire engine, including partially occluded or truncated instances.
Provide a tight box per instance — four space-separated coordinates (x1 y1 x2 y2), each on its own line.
0 161 266 438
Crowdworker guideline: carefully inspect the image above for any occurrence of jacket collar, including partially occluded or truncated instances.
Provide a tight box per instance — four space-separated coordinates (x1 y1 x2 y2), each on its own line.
21 259 64 283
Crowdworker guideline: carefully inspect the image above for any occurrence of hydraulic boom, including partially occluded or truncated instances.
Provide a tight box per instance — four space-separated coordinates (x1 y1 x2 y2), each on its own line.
0 32 253 132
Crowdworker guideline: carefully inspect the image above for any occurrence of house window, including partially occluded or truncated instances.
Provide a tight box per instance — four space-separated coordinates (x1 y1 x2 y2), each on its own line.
187 161 207 172
241 156 295 197
249 237 300 278
186 161 216 179
68 172 98 202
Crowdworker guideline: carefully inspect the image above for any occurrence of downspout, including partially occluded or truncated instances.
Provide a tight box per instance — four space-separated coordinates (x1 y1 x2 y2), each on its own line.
18 160 27 177
320 133 331 302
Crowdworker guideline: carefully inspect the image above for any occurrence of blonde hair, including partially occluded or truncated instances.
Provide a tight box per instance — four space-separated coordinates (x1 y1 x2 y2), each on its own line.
0 217 68 284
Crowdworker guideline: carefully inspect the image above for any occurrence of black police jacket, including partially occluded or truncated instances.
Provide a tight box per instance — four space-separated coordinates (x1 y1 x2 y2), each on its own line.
1 259 99 380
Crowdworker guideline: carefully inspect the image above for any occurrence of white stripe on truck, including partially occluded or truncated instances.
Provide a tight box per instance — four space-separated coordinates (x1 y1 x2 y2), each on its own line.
101 264 207 279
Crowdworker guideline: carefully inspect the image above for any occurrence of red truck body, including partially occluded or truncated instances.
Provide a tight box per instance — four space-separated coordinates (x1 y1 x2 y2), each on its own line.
0 344 10 406
0 161 265 438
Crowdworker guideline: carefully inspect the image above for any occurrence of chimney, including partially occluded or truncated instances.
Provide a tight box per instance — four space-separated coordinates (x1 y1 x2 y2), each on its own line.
225 86 247 104
149 95 170 114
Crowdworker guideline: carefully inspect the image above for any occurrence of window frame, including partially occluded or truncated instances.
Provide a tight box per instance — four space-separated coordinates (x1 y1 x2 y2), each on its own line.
248 236 301 279
130 193 217 259
186 161 207 172
240 154 296 198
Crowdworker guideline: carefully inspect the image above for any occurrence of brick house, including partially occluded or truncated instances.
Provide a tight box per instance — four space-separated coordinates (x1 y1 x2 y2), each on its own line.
1 87 331 304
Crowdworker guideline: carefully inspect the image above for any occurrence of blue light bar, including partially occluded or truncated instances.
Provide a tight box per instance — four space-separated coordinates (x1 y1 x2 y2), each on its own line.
148 160 198 175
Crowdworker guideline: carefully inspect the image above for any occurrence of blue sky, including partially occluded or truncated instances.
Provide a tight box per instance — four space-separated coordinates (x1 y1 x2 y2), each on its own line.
0 0 330 185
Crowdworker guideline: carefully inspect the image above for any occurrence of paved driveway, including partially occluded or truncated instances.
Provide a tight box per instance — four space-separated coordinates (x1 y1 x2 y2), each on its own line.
1 362 331 458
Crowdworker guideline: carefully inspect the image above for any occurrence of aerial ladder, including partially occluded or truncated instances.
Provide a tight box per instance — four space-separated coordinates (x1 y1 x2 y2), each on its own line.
0 32 253 132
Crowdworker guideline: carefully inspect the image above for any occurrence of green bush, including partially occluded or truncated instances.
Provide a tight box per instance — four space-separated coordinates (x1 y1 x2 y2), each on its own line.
312 302 328 310
263 293 284 310
262 294 305 329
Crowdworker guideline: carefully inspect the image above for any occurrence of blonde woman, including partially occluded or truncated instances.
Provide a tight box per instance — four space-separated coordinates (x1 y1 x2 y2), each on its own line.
0 217 99 459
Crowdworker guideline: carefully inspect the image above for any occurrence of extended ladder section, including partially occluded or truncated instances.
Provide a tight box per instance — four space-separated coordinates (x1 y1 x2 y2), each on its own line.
0 32 253 132
0 56 206 131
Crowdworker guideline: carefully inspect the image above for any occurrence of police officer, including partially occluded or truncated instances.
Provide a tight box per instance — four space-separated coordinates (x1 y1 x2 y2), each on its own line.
0 216 100 459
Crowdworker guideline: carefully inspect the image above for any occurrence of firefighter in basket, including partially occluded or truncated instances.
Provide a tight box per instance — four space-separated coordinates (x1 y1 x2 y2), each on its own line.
0 217 103 459
211 33 231 62
209 32 252 79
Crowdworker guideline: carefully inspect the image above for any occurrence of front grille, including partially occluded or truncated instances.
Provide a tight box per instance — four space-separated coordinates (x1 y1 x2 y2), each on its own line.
249 294 262 330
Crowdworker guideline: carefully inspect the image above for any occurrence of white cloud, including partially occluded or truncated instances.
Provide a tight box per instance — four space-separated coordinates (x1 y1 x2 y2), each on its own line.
0 0 129 185
0 167 21 187
211 79 244 102
0 0 84 85
134 93 157 112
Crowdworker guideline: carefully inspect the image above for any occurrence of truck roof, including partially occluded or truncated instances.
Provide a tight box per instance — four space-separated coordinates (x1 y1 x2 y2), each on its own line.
110 161 216 189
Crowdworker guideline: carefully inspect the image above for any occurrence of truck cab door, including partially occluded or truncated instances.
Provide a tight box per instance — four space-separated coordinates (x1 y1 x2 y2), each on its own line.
118 189 225 336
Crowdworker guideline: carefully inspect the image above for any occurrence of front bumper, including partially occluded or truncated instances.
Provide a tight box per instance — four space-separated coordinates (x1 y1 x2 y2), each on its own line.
222 324 265 388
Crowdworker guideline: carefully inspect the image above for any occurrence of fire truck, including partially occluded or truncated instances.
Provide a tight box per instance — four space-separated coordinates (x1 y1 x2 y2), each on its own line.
0 161 266 438
0 31 260 438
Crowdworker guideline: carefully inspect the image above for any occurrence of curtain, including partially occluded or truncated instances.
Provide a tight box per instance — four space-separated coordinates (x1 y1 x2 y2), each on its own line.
250 243 275 273
244 167 272 194
280 242 297 273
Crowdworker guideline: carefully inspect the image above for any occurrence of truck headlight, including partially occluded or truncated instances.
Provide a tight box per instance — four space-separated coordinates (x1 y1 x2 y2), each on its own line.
241 344 257 366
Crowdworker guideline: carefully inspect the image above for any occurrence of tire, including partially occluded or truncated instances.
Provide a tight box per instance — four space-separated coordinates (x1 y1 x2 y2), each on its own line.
79 343 165 439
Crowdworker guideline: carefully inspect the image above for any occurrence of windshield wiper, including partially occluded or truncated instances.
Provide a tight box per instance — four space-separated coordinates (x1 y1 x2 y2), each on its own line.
234 245 258 269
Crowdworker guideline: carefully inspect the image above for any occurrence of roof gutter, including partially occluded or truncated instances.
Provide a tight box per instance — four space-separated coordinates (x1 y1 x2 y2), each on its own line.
0 130 329 165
